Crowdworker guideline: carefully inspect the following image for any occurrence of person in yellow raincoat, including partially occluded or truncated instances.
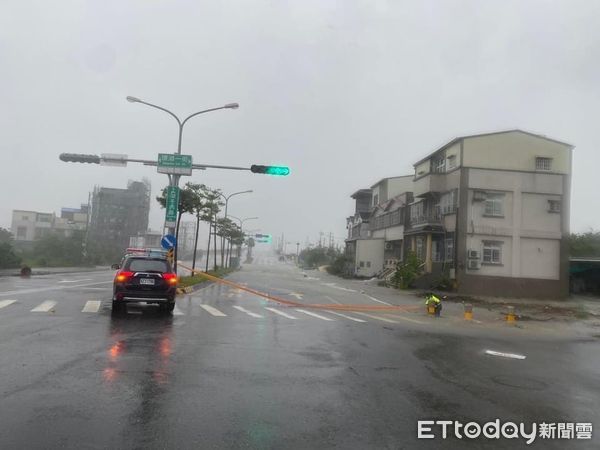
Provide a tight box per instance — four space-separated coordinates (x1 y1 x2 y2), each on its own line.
425 292 442 317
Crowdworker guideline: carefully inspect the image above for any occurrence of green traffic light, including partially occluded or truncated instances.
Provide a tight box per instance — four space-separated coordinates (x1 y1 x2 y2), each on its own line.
265 166 290 176
250 165 290 176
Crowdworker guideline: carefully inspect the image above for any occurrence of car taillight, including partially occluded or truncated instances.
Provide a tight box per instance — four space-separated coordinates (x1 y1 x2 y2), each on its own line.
115 271 134 283
163 273 178 285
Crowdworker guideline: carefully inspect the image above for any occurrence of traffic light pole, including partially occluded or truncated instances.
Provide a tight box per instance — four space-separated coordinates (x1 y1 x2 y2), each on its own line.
59 153 288 273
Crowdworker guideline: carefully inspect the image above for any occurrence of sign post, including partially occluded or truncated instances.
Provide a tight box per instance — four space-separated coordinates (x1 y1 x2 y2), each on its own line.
165 186 179 228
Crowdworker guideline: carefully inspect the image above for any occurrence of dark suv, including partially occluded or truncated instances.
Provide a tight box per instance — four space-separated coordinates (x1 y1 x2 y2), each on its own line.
112 255 177 313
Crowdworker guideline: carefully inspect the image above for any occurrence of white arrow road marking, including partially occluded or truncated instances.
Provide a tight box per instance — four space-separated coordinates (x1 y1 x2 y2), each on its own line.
353 312 398 323
31 301 57 312
265 307 298 319
326 311 367 323
233 306 263 318
485 350 526 360
288 292 304 300
81 300 101 313
0 300 17 310
295 309 334 321
172 305 184 316
200 304 227 317
59 279 92 283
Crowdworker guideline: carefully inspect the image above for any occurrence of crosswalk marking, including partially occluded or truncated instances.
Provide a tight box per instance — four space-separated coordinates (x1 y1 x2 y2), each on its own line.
173 305 184 316
200 304 227 317
326 311 367 323
383 314 426 325
233 305 263 318
295 309 334 321
0 300 17 310
353 312 398 323
265 307 298 319
81 300 101 313
31 301 57 313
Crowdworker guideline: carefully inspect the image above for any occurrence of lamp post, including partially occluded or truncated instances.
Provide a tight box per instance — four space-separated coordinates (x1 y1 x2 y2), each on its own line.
228 216 258 264
126 96 238 272
217 190 253 267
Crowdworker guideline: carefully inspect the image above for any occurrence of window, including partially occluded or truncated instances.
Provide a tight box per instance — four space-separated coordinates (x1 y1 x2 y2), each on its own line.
484 193 504 216
126 258 170 272
410 202 424 222
432 240 442 262
548 200 561 213
441 190 457 214
416 237 425 261
373 194 379 206
482 241 502 264
17 226 27 239
21 215 29 221
447 154 457 169
359 261 365 268
432 157 445 173
366 261 371 268
445 238 454 262
535 157 552 171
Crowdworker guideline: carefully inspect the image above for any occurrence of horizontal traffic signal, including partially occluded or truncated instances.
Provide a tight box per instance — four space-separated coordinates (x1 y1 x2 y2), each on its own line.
250 165 290 176
59 153 101 164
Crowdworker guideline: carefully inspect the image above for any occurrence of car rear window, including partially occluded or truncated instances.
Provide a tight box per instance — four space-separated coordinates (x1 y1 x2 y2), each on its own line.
126 258 170 273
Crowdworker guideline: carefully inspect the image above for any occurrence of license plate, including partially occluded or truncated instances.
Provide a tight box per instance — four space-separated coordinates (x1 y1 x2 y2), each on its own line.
140 278 155 286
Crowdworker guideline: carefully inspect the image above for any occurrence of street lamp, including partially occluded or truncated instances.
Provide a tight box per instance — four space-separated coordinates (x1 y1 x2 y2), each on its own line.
227 216 258 266
126 95 238 272
217 190 253 267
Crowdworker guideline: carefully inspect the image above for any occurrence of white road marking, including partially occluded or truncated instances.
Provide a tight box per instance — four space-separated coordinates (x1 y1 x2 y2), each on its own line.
295 309 334 321
233 305 263 318
353 312 398 323
0 280 112 297
326 311 367 323
80 287 108 290
31 301 57 312
363 294 392 306
325 295 342 305
200 304 227 317
0 300 17 310
265 307 298 319
173 305 184 316
321 283 357 293
81 300 101 313
484 350 526 360
59 279 92 283
288 292 304 300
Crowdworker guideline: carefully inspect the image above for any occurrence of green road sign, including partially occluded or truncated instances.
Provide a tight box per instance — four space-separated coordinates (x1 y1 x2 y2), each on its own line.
157 153 193 176
165 186 180 227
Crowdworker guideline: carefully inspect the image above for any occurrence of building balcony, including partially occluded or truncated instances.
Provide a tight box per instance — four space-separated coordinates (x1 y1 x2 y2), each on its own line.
413 173 446 197
409 212 442 227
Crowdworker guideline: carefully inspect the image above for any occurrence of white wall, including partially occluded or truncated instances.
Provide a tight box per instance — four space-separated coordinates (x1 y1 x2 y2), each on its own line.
519 238 560 279
355 239 384 277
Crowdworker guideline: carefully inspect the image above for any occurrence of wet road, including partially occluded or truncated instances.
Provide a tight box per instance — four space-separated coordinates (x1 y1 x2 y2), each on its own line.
0 257 598 449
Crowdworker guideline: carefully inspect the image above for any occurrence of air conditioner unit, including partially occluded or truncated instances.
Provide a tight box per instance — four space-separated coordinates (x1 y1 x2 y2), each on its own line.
467 250 479 259
384 242 393 250
473 191 487 202
467 259 480 270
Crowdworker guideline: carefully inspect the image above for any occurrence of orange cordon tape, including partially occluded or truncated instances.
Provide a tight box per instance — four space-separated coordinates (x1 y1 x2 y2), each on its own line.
178 263 420 313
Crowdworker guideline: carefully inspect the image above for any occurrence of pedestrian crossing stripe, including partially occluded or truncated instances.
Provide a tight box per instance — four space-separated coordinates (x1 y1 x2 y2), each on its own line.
31 301 57 312
0 300 17 309
0 300 411 326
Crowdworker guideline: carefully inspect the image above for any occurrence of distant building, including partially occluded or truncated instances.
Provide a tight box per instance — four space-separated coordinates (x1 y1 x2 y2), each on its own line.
11 210 56 243
129 230 162 249
54 204 89 236
89 180 151 252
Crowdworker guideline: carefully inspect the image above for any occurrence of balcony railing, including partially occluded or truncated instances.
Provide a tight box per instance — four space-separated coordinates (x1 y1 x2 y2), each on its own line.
410 212 442 226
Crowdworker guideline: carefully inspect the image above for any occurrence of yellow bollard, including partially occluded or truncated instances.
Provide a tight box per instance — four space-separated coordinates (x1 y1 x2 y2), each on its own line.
506 306 516 323
464 303 473 321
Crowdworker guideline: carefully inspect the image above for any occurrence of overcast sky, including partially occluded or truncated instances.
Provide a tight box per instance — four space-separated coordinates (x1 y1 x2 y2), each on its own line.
1 0 599 248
